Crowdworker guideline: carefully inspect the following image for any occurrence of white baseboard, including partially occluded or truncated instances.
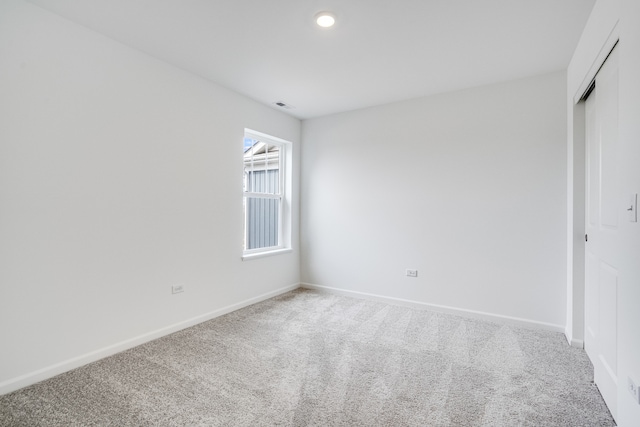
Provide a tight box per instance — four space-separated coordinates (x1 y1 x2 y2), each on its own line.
563 329 585 349
569 339 584 349
300 283 565 334
0 283 300 396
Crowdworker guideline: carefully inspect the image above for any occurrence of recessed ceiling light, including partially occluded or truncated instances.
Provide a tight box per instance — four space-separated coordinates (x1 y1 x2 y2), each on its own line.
315 12 336 28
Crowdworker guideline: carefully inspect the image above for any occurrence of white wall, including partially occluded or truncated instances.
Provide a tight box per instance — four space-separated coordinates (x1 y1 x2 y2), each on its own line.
301 72 567 328
0 0 300 394
567 0 640 424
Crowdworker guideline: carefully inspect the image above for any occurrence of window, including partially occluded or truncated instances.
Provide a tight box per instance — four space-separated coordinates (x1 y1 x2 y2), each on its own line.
242 130 291 258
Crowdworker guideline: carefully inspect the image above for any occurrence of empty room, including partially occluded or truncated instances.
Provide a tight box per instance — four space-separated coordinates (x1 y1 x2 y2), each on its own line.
1 0 639 425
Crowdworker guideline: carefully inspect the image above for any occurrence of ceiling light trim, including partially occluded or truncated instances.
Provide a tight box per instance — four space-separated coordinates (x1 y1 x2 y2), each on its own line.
315 11 336 28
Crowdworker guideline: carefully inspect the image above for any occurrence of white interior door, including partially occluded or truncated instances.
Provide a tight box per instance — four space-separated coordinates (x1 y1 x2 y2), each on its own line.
584 45 619 421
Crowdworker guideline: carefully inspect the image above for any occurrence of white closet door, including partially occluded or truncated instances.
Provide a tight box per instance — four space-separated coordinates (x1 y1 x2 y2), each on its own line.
584 45 619 422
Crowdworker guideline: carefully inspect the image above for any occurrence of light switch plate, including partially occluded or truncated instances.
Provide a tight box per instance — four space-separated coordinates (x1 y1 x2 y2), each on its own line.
629 194 638 223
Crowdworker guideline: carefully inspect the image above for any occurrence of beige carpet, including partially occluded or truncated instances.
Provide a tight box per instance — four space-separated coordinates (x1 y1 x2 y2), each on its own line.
0 289 615 426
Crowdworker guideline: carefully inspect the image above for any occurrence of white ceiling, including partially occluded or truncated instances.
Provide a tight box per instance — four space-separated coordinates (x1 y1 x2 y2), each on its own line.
26 0 595 119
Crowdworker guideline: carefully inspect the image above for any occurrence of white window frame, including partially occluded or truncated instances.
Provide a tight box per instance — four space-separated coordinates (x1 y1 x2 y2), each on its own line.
242 129 292 260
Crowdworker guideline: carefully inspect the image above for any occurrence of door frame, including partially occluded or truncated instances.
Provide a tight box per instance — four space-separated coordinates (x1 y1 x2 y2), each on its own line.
566 24 619 349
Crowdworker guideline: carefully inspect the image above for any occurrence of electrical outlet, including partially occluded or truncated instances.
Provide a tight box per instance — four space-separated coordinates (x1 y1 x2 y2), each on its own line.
406 269 418 278
628 377 640 405
172 284 184 294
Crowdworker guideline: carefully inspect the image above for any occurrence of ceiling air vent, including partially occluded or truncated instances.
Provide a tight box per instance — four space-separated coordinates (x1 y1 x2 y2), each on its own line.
273 101 294 110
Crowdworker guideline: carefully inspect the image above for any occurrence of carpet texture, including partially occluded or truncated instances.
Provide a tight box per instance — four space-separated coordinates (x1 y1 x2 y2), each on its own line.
0 289 615 426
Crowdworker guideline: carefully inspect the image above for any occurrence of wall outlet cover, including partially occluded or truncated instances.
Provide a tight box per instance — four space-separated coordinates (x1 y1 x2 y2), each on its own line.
628 377 640 404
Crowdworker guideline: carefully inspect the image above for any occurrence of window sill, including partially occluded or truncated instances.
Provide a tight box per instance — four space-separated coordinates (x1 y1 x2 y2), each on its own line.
242 248 292 261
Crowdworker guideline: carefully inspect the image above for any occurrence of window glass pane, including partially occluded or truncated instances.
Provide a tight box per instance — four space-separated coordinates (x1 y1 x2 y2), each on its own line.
245 196 279 249
243 139 280 195
266 144 279 194
243 137 257 193
243 137 256 152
